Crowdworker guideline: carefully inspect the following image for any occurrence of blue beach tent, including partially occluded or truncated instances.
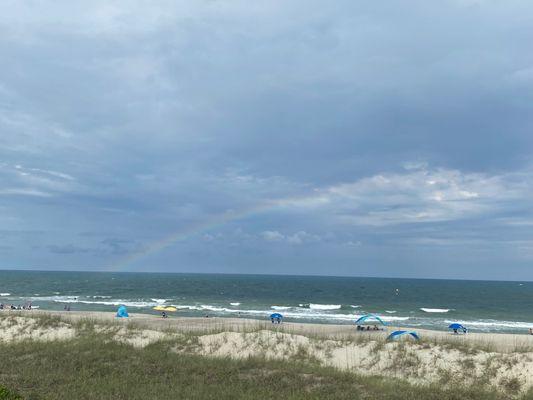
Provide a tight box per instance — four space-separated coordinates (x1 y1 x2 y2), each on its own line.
387 330 420 341
355 314 386 326
448 323 467 332
116 305 129 318
270 313 283 323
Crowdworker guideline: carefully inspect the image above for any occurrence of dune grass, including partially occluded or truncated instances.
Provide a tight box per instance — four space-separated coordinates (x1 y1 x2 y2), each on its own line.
0 331 530 400
2 313 533 399
0 386 22 400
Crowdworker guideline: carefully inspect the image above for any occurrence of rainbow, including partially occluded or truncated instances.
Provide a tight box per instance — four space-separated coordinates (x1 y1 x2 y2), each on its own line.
107 191 327 271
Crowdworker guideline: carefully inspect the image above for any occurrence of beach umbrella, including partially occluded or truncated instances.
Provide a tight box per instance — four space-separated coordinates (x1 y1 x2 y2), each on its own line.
164 306 177 312
387 330 419 341
270 313 283 319
448 323 464 330
448 323 467 333
355 314 386 326
153 306 166 311
116 305 129 318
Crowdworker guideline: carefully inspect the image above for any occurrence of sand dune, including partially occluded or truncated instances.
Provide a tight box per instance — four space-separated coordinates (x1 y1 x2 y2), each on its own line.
2 310 533 393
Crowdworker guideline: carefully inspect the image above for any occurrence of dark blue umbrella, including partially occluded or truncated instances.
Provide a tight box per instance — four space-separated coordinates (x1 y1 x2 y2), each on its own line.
448 323 465 330
270 313 283 319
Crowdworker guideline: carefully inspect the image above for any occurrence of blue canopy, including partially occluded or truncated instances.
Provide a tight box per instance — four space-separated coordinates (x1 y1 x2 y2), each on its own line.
387 330 420 341
448 323 465 330
355 314 386 326
116 305 129 318
270 313 283 319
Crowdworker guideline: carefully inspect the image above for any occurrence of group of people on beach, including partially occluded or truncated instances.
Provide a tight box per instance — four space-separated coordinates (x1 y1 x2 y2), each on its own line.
0 302 32 310
356 325 382 331
452 327 468 334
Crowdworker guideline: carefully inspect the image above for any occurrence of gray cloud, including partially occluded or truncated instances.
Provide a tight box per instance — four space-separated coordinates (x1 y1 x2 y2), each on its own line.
1 0 533 279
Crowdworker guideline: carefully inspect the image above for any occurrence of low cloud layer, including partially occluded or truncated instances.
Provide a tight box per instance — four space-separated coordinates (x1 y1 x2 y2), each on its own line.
1 1 533 279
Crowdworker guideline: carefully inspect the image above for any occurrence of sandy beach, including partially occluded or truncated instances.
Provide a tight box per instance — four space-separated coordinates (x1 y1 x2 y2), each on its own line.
22 309 533 350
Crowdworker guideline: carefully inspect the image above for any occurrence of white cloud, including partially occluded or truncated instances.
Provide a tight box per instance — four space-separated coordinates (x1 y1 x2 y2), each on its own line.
0 188 52 197
261 230 284 242
278 164 530 226
0 163 78 195
261 230 321 245
286 231 321 245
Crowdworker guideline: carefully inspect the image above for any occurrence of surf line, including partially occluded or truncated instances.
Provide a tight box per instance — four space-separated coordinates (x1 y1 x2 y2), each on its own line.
107 191 327 272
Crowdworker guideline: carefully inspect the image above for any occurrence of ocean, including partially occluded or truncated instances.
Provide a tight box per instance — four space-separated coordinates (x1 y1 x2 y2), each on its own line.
1 270 532 333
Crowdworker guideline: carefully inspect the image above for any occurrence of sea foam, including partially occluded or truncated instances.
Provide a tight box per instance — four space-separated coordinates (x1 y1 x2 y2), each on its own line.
309 304 342 310
420 308 450 313
444 319 533 330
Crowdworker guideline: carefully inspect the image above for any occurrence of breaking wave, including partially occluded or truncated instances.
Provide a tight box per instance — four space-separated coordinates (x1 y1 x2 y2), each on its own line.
309 304 342 310
444 319 533 331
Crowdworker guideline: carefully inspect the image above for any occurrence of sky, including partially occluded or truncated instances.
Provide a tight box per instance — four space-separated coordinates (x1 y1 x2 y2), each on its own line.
1 0 533 280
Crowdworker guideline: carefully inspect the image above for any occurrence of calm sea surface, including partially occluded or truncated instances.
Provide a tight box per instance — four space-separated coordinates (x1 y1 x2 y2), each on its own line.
1 270 532 333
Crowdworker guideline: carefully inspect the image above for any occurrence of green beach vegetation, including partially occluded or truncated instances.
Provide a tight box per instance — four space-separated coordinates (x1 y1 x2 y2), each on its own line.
1 313 533 399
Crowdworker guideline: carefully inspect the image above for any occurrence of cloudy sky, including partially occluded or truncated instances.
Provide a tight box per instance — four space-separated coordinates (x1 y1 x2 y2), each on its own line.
1 1 533 279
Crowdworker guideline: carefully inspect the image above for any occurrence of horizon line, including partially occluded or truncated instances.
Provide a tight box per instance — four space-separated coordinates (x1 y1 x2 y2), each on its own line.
0 267 531 284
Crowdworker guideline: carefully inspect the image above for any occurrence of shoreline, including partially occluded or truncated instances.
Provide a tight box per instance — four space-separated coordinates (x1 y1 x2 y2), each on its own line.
6 309 533 351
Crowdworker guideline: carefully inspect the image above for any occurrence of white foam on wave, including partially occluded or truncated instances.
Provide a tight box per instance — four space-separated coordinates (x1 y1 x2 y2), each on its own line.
30 296 164 308
151 298 168 304
171 305 410 323
160 303 410 323
74 299 163 308
92 296 112 299
420 308 450 313
26 295 412 324
444 319 533 330
309 303 342 310
0 293 11 296
385 310 397 314
30 296 79 302
230 302 241 306
350 305 361 308
354 314 409 322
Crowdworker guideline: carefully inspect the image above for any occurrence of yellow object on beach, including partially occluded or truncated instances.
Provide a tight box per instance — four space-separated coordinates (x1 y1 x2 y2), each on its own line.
153 306 166 311
164 306 177 312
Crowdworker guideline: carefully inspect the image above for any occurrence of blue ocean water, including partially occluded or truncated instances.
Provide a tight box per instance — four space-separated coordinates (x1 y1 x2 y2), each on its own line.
1 270 532 333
